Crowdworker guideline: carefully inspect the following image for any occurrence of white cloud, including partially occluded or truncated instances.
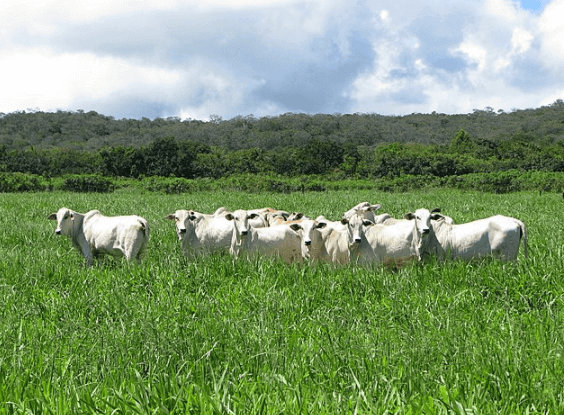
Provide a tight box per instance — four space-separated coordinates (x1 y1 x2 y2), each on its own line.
0 0 563 120
346 0 564 116
485 0 520 20
511 27 534 54
455 39 488 72
0 49 184 113
538 0 564 70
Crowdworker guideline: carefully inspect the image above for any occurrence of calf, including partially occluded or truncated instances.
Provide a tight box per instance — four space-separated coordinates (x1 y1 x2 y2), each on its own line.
48 208 149 266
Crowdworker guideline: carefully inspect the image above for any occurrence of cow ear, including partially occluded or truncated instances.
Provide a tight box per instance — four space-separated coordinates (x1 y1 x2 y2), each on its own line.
293 212 304 219
225 213 234 221
70 213 75 220
166 214 175 220
316 221 327 229
431 214 443 221
341 218 349 225
47 213 57 220
430 208 441 213
404 212 415 220
372 204 382 211
249 213 259 219
289 223 302 231
363 220 375 227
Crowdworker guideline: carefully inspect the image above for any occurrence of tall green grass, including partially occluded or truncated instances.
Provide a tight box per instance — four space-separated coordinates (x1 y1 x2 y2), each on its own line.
1 189 563 413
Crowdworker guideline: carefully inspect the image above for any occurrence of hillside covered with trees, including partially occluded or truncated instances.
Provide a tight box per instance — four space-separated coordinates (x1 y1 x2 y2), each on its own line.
1 100 564 183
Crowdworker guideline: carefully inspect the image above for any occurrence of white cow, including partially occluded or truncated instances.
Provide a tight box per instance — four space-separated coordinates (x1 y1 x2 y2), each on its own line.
48 208 149 266
295 218 351 265
225 209 302 263
342 208 431 266
166 209 233 257
415 209 528 261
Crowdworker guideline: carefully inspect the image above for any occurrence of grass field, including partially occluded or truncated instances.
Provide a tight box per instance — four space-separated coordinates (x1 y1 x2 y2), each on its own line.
1 188 563 414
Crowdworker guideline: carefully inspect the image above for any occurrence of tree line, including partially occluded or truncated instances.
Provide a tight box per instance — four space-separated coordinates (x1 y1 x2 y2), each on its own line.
0 100 564 180
1 130 564 180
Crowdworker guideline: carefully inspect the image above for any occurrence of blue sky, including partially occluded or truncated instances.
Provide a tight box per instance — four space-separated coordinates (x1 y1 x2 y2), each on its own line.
1 0 562 121
519 0 548 12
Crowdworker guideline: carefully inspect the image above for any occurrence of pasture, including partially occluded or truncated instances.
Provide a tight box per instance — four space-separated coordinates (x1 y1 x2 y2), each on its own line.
1 188 563 414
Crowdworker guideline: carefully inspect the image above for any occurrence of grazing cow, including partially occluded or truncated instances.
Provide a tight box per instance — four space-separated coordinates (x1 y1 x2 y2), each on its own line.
295 218 351 265
414 209 528 261
47 208 149 266
225 209 302 263
342 208 431 266
166 209 233 257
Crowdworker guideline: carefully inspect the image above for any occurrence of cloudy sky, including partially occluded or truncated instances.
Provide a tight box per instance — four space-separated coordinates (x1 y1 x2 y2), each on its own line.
1 0 562 121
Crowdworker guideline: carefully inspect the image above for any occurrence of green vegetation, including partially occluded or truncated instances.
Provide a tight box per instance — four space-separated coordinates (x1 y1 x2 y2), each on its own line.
1 189 563 413
1 101 564 184
2 170 564 194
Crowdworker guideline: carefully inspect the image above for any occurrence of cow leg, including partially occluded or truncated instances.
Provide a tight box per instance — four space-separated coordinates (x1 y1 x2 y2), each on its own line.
82 247 94 266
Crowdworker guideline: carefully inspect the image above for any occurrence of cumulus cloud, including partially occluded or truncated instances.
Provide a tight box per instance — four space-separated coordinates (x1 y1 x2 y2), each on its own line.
348 0 562 114
0 0 561 120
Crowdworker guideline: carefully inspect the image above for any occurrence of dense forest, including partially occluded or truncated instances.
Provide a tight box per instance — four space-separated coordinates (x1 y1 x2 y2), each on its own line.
1 100 564 181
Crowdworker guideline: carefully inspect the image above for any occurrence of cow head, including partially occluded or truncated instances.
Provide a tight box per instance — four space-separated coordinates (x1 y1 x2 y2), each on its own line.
266 212 287 226
290 220 326 246
225 210 258 238
288 220 326 259
429 208 455 224
403 208 433 236
287 212 307 221
343 203 382 224
47 207 75 236
166 210 200 239
341 211 374 246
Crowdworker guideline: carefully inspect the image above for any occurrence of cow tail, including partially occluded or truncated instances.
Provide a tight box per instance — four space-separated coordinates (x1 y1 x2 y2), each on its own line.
518 220 528 258
139 219 150 239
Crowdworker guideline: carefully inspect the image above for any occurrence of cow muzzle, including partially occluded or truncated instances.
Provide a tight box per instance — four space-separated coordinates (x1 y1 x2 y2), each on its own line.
179 228 187 234
55 229 62 235
354 237 362 244
241 230 248 236
421 229 430 235
304 240 311 246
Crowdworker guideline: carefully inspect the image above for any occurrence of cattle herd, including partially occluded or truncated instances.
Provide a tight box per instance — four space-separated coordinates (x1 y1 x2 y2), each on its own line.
47 202 528 266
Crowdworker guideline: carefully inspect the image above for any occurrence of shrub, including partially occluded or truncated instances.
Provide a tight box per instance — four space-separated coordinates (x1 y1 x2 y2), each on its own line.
0 172 45 192
61 175 115 193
